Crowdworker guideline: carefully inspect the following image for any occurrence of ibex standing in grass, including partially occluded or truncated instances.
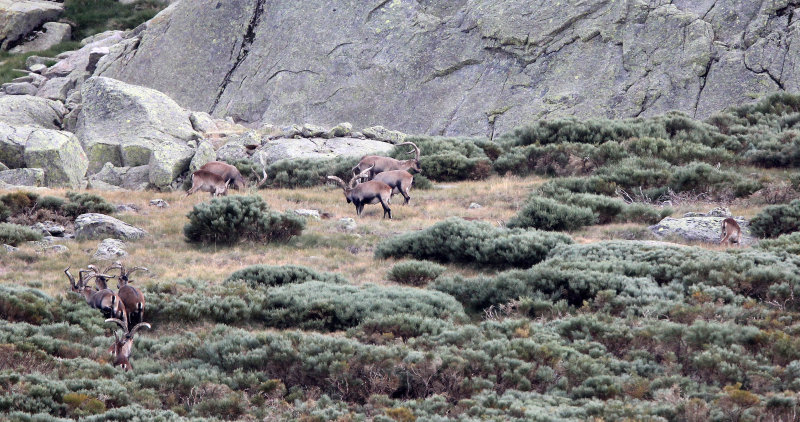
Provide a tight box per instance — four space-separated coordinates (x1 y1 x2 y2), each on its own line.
198 157 268 191
65 267 126 321
372 170 414 205
720 217 741 247
352 142 421 181
186 169 231 197
328 166 393 219
106 262 148 328
106 317 151 371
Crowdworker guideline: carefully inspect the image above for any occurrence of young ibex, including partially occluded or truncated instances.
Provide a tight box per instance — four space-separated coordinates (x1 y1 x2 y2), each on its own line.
106 262 148 328
65 267 126 321
328 166 393 219
198 157 268 191
720 217 741 246
352 142 421 181
186 169 231 197
372 170 414 205
106 317 151 371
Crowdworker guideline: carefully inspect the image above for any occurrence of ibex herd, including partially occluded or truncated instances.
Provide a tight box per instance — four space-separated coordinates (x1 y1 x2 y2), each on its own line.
65 261 150 371
326 141 422 219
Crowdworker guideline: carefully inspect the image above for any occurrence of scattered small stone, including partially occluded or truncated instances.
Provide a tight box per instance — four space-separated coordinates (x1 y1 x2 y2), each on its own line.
3 244 19 252
42 244 68 254
295 209 321 220
469 202 482 209
31 222 66 236
338 217 357 231
149 199 169 208
93 238 128 260
2 82 38 96
115 204 140 213
28 63 47 73
74 213 147 241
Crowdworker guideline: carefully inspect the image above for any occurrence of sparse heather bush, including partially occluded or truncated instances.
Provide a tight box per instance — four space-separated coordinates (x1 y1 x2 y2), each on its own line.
542 176 618 196
757 232 800 255
375 218 572 268
62 192 115 217
507 196 596 231
224 264 347 288
493 143 596 176
0 223 43 246
36 196 65 213
0 202 9 222
750 200 800 238
419 153 492 181
0 191 39 214
386 260 446 286
184 195 304 245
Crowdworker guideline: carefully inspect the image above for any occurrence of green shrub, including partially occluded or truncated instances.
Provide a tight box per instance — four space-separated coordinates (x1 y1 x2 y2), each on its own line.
0 191 39 214
542 177 618 196
0 286 58 324
507 196 596 231
757 232 800 255
184 195 305 245
375 218 573 269
0 223 43 246
265 157 358 188
392 136 493 181
386 260 447 286
750 200 800 238
419 153 492 181
224 264 347 288
0 202 9 223
36 196 66 213
62 192 115 217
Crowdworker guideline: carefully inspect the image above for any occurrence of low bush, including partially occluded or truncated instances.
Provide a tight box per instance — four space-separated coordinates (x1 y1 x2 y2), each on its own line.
0 191 39 215
223 265 347 288
374 218 573 269
750 200 800 238
392 136 494 181
36 196 65 212
386 260 446 286
507 197 596 231
183 196 305 245
0 223 43 246
62 192 115 217
419 153 492 181
0 202 9 223
757 232 800 255
265 157 358 188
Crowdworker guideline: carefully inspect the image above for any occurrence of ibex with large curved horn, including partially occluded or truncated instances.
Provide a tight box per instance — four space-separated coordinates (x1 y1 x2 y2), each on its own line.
352 142 421 181
106 262 148 328
65 267 126 321
105 317 151 371
328 166 393 219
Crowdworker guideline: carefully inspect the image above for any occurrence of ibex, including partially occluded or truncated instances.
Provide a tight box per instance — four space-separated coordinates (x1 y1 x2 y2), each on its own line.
352 142 421 181
198 157 267 190
106 317 151 371
328 166 393 219
372 170 414 205
186 169 231 197
106 262 148 328
65 267 126 321
720 217 741 246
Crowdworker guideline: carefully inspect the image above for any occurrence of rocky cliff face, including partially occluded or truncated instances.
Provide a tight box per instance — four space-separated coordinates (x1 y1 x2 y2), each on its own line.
98 0 800 137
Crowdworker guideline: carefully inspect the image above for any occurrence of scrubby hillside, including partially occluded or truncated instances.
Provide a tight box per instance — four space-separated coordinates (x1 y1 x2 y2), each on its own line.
98 0 800 136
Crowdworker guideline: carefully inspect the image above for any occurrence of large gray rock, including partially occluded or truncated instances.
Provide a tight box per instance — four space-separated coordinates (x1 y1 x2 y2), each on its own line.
94 0 797 136
0 122 35 168
259 137 394 164
9 21 71 54
2 82 38 96
37 76 74 102
0 167 44 186
46 32 125 77
148 141 194 190
74 213 147 240
23 129 88 188
0 95 65 129
0 0 63 50
93 238 128 260
189 140 216 172
649 216 756 246
75 76 199 172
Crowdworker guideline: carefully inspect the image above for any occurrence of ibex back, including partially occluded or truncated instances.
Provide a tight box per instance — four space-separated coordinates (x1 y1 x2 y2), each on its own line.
720 217 741 246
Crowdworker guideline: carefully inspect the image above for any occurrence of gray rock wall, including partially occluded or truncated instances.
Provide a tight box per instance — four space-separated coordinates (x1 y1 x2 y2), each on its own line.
97 0 800 137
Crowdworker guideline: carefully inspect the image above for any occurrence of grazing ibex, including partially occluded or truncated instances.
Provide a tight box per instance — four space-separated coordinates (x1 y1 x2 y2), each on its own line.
372 170 414 205
106 262 148 328
352 142 421 181
186 169 231 197
328 166 393 219
106 317 151 371
720 217 741 246
65 267 126 321
198 157 267 190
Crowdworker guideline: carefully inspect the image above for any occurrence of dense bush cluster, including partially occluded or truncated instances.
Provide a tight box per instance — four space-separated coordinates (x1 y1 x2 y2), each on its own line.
749 199 800 238
0 191 114 227
386 260 447 286
223 264 347 288
0 223 43 246
375 218 573 268
183 195 304 245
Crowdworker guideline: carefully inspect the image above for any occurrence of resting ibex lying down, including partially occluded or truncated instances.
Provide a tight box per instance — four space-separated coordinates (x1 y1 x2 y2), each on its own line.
352 142 421 181
328 166 393 219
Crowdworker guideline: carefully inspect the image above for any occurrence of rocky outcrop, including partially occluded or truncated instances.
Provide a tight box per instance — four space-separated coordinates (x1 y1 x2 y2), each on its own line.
0 0 63 50
0 167 44 186
75 76 198 172
23 129 88 188
74 213 147 240
258 137 394 164
9 21 71 54
649 210 756 246
0 95 64 129
93 238 128 260
96 0 800 137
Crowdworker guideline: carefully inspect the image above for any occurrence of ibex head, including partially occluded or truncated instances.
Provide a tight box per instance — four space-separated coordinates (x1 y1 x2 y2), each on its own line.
106 317 151 371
